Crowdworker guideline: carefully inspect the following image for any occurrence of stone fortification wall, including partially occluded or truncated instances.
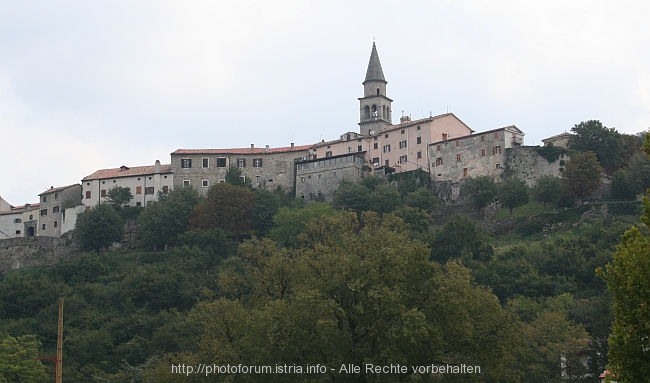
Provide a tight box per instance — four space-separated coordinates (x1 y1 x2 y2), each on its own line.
504 146 567 186
0 234 79 272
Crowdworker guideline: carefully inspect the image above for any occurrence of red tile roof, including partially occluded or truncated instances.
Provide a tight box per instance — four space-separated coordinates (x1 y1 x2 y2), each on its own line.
82 164 172 181
172 145 312 156
39 184 81 196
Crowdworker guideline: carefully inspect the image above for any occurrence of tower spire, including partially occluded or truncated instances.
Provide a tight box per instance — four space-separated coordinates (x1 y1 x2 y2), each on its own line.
359 42 392 135
364 42 386 84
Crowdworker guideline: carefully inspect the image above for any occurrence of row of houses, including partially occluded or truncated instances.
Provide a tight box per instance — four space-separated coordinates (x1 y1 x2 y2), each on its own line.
0 42 568 239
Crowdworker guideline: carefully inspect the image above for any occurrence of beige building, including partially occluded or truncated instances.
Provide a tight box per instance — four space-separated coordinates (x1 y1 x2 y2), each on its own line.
82 160 173 208
38 184 82 237
171 144 311 194
542 132 574 148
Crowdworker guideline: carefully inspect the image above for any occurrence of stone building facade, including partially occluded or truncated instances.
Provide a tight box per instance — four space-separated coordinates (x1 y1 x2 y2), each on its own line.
295 152 366 201
82 160 173 208
504 146 568 187
171 144 311 194
428 126 525 184
38 184 82 238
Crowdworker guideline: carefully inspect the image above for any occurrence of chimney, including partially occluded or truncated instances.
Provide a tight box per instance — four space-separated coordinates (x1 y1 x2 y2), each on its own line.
265 145 270 153
154 160 161 173
250 144 255 151
290 142 295 150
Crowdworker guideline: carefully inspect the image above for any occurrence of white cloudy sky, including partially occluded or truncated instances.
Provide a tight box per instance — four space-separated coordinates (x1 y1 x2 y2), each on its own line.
1 0 649 204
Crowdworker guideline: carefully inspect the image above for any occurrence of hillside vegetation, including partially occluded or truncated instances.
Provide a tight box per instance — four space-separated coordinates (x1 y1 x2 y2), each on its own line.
2 129 649 382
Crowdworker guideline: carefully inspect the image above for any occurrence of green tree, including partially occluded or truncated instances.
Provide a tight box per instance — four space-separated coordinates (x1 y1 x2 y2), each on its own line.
569 120 624 174
430 214 494 263
367 184 402 214
499 178 530 215
533 176 563 209
597 135 650 381
266 202 336 247
188 183 256 240
137 186 202 250
0 334 48 383
460 175 498 211
195 212 518 382
75 203 124 253
404 187 439 212
627 151 650 195
225 165 251 187
608 169 636 201
106 186 133 208
331 179 371 212
561 151 603 204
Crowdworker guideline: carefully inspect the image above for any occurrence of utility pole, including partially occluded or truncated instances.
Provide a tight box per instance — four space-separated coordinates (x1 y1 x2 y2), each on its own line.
56 297 63 383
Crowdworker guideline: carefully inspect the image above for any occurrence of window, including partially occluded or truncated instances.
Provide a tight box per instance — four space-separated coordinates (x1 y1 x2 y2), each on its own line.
255 175 261 184
417 151 422 159
54 220 58 228
41 209 47 216
436 145 441 151
202 158 209 168
183 180 190 186
301 177 306 183
162 186 169 194
55 193 58 200
481 135 485 142
383 144 391 153
496 163 501 169
358 145 363 152
101 189 106 197
401 129 405 134
494 132 499 138
136 202 141 206
373 143 378 149
442 133 448 140
216 157 227 167
181 158 192 168
42 224 46 230
455 140 460 147
372 157 379 165
399 155 408 163
399 140 407 149
416 125 421 130
202 180 209 188
326 151 332 157
42 196 47 203
237 158 246 168
481 149 486 157
29 214 33 220
384 133 389 138
136 186 142 195
253 158 263 167
15 230 20 235
145 187 154 195
416 136 422 144
53 206 60 214
436 157 443 166
219 179 225 183
13 218 21 223
86 191 91 199
493 146 501 155
463 168 468 178
456 154 461 162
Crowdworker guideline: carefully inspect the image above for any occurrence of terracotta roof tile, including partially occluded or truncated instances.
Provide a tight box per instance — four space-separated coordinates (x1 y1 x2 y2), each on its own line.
82 164 172 181
39 184 81 196
172 145 312 156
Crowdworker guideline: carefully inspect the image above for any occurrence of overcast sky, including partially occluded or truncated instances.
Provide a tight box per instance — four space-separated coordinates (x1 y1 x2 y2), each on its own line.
1 0 649 205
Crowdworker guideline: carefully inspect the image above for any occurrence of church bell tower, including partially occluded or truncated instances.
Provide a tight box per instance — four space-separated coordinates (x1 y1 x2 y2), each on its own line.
359 42 393 135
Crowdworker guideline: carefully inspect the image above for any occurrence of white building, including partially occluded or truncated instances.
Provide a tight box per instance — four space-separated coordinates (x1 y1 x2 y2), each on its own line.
81 160 173 208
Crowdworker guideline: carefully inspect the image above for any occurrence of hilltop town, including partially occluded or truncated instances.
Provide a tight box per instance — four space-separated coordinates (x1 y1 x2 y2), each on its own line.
2 43 574 240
